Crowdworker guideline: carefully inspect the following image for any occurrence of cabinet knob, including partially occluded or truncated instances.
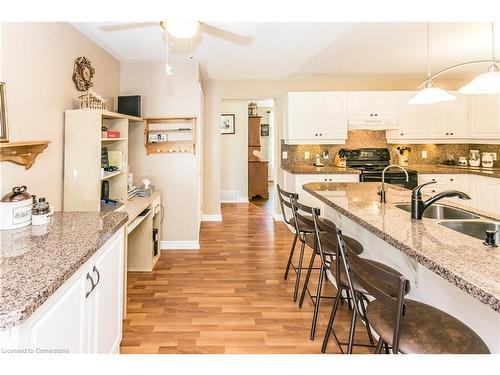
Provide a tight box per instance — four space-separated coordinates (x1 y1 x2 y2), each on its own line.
432 179 435 181
400 133 404 136
369 114 373 117
315 133 318 136
329 178 333 182
324 178 327 182
374 113 378 116
450 178 454 181
445 132 449 135
450 132 454 136
319 133 322 136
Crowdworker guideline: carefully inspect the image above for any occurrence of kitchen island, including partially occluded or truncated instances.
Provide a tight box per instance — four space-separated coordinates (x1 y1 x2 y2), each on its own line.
303 182 500 353
0 211 127 353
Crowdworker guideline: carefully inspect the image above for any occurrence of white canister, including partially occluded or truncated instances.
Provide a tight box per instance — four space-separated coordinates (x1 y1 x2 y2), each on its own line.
481 152 494 168
31 197 53 226
0 186 33 230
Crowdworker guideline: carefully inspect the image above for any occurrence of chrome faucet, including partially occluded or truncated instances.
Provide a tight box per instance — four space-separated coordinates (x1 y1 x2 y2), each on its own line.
411 181 471 220
378 165 409 203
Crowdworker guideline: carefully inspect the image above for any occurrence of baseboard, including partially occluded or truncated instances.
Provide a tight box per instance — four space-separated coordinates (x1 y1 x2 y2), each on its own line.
221 196 249 203
273 213 283 221
160 241 200 250
202 214 222 222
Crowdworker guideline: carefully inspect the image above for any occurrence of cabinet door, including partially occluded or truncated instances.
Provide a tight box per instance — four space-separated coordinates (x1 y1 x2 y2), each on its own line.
372 91 398 119
24 269 91 353
396 92 427 138
318 92 347 140
89 231 124 354
468 94 500 139
347 92 373 120
447 94 468 138
287 92 318 140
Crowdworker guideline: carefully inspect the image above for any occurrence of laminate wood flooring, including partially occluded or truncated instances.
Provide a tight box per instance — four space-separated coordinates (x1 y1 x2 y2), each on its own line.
120 203 372 354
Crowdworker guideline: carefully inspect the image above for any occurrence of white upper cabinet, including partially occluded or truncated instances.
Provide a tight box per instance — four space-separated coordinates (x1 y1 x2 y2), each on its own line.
347 91 398 128
387 91 469 142
286 91 347 144
467 94 500 140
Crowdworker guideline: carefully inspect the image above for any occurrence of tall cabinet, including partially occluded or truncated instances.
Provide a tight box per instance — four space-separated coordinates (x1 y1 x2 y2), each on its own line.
248 116 269 199
63 110 143 211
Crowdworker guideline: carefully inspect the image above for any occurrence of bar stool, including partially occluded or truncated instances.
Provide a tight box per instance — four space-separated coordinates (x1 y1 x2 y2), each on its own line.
276 185 300 283
291 197 365 341
277 185 332 302
336 228 490 354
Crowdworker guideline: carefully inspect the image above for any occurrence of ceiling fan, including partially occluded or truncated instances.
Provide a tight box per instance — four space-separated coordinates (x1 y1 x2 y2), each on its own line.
99 20 253 46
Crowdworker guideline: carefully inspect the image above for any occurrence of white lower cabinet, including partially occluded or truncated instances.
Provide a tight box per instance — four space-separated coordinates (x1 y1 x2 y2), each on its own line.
3 227 125 354
468 175 500 214
419 174 500 214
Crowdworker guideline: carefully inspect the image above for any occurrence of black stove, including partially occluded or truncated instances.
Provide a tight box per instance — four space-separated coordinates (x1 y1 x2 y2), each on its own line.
345 148 418 190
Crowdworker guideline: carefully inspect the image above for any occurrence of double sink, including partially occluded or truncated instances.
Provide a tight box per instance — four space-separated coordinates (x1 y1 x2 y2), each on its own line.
395 203 500 244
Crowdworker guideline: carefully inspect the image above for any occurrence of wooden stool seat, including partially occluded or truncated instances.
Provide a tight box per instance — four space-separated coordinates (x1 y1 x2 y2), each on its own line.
305 232 364 257
330 259 402 296
366 299 490 354
289 216 333 234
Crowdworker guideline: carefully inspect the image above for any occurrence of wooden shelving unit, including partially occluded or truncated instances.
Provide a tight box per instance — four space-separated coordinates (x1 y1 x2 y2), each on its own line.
63 110 141 211
0 141 50 169
144 117 197 154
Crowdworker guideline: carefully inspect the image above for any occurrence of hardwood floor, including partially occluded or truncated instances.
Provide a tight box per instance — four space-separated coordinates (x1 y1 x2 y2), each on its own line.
120 203 372 354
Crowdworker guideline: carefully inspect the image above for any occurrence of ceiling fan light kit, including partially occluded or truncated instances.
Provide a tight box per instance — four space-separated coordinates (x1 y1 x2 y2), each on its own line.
160 20 200 39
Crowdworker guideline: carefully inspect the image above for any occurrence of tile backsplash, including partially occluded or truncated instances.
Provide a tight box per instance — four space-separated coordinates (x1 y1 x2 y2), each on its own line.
281 130 500 168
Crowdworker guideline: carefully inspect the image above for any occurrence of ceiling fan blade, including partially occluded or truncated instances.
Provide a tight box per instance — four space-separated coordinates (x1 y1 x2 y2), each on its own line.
99 22 158 32
200 23 254 46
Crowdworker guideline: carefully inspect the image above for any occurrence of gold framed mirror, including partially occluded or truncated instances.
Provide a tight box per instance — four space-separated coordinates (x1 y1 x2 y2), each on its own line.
0 82 8 143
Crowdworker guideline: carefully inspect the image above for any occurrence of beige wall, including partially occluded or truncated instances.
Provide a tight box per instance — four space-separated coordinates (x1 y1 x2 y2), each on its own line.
203 75 471 217
220 100 248 201
121 61 202 243
0 22 120 210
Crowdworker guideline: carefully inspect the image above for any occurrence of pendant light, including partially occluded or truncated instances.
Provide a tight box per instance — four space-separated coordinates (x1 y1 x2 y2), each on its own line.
409 23 456 104
459 23 500 94
165 31 173 76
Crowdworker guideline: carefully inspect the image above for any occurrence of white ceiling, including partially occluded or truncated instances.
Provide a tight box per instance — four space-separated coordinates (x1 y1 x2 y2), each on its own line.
73 22 500 80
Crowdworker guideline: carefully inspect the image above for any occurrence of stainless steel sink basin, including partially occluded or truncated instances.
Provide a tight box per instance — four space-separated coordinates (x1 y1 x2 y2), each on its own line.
438 220 500 242
394 203 480 220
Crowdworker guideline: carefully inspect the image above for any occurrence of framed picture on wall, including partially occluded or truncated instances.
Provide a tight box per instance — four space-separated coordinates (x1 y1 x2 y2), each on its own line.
260 124 269 136
0 82 9 143
221 114 235 134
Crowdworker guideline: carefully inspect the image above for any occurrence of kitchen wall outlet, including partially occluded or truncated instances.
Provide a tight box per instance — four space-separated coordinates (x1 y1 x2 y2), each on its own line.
492 152 497 161
421 151 428 159
304 151 310 160
282 151 288 160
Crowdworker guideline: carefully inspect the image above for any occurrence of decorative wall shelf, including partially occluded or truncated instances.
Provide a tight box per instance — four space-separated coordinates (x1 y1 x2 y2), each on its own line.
144 117 197 155
0 141 50 169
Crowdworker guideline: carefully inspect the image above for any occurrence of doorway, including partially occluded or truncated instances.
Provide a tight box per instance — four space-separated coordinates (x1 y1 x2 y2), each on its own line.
219 98 276 216
249 99 275 215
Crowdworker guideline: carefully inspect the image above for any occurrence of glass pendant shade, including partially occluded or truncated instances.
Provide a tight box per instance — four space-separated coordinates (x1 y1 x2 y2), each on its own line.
165 20 200 39
458 66 500 94
408 83 456 104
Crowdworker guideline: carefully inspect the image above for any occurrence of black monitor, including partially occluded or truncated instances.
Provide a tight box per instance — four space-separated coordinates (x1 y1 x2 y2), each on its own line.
117 95 141 117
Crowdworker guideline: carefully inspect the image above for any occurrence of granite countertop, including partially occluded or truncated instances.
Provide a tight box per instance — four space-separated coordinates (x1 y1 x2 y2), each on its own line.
281 164 361 175
0 211 128 331
303 182 500 312
410 164 500 179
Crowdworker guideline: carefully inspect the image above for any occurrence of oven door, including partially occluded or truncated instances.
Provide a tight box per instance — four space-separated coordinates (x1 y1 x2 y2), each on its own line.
360 173 418 190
